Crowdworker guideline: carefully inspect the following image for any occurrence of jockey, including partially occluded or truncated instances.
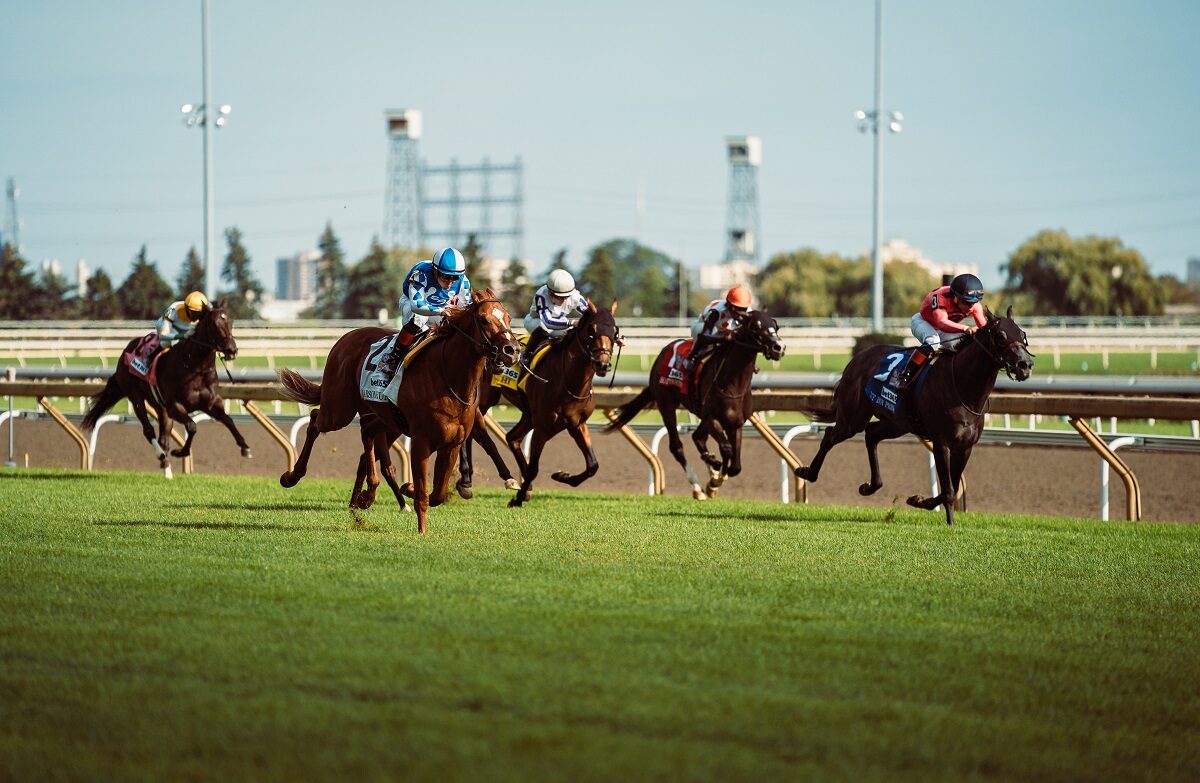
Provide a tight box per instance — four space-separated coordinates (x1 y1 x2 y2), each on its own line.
522 269 589 367
896 273 987 388
377 247 472 371
156 291 209 353
687 284 753 369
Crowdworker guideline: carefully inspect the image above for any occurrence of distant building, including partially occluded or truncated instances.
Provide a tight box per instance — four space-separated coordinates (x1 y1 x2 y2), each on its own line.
698 258 756 295
39 258 62 278
275 251 320 302
879 239 976 281
1188 257 1200 286
75 259 91 297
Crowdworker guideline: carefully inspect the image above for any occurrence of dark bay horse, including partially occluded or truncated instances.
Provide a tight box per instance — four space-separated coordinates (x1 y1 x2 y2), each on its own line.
276 293 520 533
604 310 785 499
457 301 619 507
82 300 251 478
794 306 1034 525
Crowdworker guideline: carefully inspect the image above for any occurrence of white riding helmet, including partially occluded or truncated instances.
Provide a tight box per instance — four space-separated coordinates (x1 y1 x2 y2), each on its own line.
547 269 576 296
433 247 466 277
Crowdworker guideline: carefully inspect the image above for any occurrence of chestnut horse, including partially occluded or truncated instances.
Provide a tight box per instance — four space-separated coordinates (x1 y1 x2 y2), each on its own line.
276 293 519 533
82 299 252 477
456 301 619 507
794 306 1033 525
604 310 785 499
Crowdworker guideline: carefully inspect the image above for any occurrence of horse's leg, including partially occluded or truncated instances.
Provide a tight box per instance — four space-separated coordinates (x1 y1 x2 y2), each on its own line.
206 400 252 458
410 437 432 534
551 422 598 487
508 430 548 508
169 402 197 458
350 449 371 509
378 433 408 511
505 411 534 479
660 404 706 500
691 418 722 473
462 411 520 496
949 444 972 513
907 441 955 524
280 409 321 488
429 444 461 508
154 403 176 476
794 411 869 483
351 426 382 510
129 392 170 471
456 420 476 499
859 419 906 496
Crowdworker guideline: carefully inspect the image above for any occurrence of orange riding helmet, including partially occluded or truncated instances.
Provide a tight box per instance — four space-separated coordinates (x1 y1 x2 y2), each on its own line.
725 285 752 310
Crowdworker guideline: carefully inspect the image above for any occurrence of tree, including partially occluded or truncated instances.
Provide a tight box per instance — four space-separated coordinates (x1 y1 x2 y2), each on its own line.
177 246 205 298
220 226 264 319
755 248 937 318
1157 273 1198 306
0 242 40 319
460 233 483 281
32 268 76 319
500 258 535 317
312 222 347 319
578 245 617 306
118 246 173 320
80 268 121 319
1002 230 1165 316
343 239 416 319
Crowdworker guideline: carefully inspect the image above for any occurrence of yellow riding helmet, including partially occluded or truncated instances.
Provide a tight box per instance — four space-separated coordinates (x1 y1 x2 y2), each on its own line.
184 291 209 319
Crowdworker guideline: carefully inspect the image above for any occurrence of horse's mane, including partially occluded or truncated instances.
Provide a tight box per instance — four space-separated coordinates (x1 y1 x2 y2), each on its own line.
430 289 501 338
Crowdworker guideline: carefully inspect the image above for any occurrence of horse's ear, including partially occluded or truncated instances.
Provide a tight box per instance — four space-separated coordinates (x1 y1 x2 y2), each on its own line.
984 305 994 321
585 299 597 314
1006 305 1013 320
609 300 618 315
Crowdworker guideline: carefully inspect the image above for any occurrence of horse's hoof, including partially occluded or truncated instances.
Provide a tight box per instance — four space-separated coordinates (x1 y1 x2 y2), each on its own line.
859 482 881 496
794 466 810 480
692 489 707 501
504 478 521 491
241 448 253 459
170 448 188 458
280 472 298 488
456 482 474 500
906 495 923 508
551 471 571 484
400 483 415 498
706 486 720 498
507 497 522 508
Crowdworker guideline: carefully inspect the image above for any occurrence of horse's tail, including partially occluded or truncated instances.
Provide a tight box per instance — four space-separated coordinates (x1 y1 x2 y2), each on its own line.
81 375 125 432
603 386 654 433
806 378 840 423
277 368 322 406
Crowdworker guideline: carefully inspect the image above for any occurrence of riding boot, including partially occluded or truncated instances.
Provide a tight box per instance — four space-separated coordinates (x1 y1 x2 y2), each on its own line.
521 328 550 373
896 344 935 389
379 321 424 374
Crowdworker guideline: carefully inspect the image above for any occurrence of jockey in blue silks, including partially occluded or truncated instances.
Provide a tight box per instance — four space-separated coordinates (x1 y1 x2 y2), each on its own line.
376 246 473 371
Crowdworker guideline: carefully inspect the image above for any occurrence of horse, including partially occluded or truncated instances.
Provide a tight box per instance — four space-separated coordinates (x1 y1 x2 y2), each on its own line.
456 301 620 507
276 292 520 534
81 299 252 477
794 306 1034 525
604 310 785 499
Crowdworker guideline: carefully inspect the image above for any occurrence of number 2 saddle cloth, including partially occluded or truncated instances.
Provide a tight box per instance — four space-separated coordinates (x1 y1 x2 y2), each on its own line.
358 330 438 407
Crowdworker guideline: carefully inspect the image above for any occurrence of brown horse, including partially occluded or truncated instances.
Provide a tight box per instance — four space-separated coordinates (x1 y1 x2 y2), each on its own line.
276 293 520 533
794 306 1033 525
456 301 619 507
604 310 784 499
82 299 251 477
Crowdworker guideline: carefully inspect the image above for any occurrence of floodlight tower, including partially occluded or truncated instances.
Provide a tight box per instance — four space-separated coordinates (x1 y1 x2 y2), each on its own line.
724 136 762 264
383 109 423 249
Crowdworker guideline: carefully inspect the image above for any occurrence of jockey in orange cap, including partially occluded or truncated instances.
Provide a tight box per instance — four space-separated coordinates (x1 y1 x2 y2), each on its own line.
687 284 753 369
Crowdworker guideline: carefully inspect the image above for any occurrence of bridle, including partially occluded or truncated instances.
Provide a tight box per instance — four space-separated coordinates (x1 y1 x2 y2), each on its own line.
709 317 781 400
949 318 1031 415
439 296 511 364
178 308 237 379
531 314 621 399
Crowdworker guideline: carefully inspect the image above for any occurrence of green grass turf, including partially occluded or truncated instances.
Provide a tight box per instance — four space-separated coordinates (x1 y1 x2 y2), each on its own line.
1 471 1197 781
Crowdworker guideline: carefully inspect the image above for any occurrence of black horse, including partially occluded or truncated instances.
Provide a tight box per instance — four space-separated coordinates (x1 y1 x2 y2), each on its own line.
794 306 1034 525
605 310 785 499
82 300 252 477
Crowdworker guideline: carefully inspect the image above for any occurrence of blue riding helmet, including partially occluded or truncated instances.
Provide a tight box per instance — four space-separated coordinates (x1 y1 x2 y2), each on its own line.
434 247 466 278
951 273 984 303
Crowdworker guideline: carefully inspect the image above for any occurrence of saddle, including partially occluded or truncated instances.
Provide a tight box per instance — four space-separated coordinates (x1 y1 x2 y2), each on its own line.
124 333 163 386
359 330 438 406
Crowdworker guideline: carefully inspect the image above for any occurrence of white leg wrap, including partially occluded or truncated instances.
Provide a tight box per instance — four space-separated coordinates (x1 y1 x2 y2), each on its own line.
152 441 166 458
163 465 174 480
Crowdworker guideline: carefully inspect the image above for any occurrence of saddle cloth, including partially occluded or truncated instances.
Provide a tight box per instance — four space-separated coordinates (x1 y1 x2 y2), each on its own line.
124 333 162 385
864 348 933 420
359 331 437 406
515 340 553 393
657 339 712 396
490 334 530 392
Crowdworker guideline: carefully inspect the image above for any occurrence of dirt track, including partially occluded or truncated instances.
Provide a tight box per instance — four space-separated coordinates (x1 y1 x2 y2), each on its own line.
6 414 1198 523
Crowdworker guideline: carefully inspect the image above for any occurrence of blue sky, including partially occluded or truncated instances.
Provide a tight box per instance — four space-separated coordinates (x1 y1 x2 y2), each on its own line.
2 0 1197 293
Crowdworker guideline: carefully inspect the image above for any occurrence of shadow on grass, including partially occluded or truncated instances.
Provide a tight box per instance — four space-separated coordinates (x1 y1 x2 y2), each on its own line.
167 501 345 512
652 508 885 525
94 519 302 532
0 472 106 481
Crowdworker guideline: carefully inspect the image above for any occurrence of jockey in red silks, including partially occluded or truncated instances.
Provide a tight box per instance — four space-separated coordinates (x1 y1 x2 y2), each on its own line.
895 273 987 389
687 284 753 370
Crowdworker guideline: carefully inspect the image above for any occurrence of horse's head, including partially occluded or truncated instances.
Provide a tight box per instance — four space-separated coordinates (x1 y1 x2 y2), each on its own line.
737 310 785 362
468 291 521 367
976 306 1034 381
196 299 238 360
575 300 620 377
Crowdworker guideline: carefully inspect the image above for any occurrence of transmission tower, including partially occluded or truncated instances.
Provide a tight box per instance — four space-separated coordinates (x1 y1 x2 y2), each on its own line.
421 156 523 259
724 136 762 264
382 109 423 249
4 177 19 251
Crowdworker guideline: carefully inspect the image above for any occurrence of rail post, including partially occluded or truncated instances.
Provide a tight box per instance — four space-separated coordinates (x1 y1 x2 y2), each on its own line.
5 367 14 468
604 409 664 495
748 413 804 503
36 396 90 471
243 400 297 472
1069 417 1142 521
